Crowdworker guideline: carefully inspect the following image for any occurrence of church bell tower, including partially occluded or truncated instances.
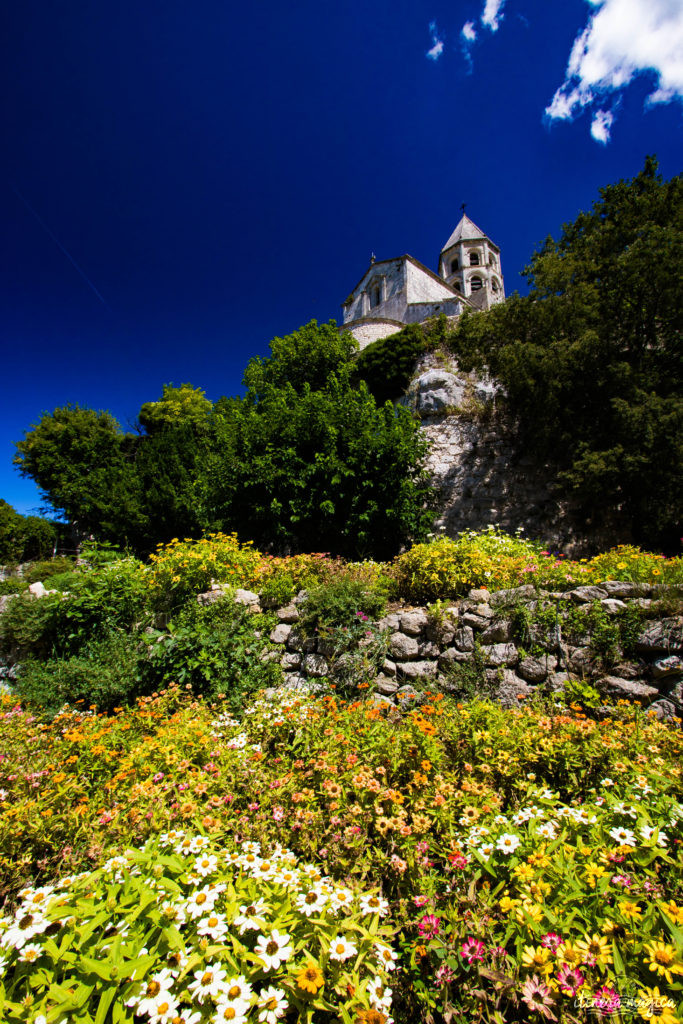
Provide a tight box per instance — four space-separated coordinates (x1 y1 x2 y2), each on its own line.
438 213 505 310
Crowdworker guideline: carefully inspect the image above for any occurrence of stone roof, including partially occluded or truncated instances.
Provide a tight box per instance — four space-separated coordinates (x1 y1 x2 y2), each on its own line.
441 214 489 251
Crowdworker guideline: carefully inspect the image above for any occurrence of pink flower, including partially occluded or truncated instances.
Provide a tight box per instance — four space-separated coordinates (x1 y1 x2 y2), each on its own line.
521 976 556 1020
152 772 164 782
449 853 468 869
557 964 584 995
272 806 284 822
435 964 455 985
459 937 486 964
413 895 430 908
593 986 621 1015
417 914 441 939
248 802 260 812
541 932 563 952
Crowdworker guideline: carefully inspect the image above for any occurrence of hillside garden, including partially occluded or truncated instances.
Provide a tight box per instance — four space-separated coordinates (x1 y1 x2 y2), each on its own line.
0 529 682 1023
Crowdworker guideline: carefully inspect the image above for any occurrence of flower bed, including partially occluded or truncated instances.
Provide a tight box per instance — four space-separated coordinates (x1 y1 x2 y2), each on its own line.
1 688 682 1021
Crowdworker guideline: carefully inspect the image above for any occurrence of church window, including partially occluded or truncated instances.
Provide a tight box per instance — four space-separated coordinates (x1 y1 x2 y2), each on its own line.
491 278 500 292
450 257 459 273
470 276 483 291
489 253 497 267
370 284 381 309
469 251 480 266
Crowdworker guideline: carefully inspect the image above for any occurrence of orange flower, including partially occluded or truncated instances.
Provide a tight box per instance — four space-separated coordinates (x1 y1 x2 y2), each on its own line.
296 964 324 994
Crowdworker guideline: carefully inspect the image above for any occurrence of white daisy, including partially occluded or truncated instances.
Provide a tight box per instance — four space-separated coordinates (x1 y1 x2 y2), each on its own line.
213 997 251 1023
258 986 288 1024
294 889 327 917
197 912 229 941
608 826 637 847
328 935 357 961
640 824 668 847
367 976 393 1011
19 942 42 963
194 853 219 877
185 887 218 918
359 893 389 917
233 898 269 934
187 963 229 1003
495 833 521 854
374 942 398 971
254 930 293 971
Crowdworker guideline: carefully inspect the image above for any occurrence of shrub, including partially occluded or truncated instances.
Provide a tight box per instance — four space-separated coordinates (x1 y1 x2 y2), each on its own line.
352 323 427 404
299 577 387 634
0 557 148 663
0 500 58 564
0 833 397 1024
148 533 265 610
14 631 143 717
142 598 281 708
21 557 75 585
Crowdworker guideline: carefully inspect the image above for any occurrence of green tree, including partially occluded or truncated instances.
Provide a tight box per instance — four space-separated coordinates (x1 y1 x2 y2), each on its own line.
138 383 212 435
14 406 145 545
242 320 357 395
0 500 58 564
207 369 434 558
450 157 682 551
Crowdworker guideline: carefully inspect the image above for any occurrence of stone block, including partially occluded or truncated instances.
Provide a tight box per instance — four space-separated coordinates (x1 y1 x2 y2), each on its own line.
374 674 399 696
599 676 659 703
396 659 438 679
569 586 609 603
389 632 419 660
489 585 538 606
651 655 683 679
438 647 471 668
453 626 475 651
481 643 518 666
517 656 551 684
382 658 397 676
303 654 329 677
494 669 533 709
636 618 683 654
648 699 679 722
600 599 627 614
234 589 260 610
400 610 429 636
480 619 513 644
276 604 300 623
280 653 302 670
270 623 292 645
419 640 440 658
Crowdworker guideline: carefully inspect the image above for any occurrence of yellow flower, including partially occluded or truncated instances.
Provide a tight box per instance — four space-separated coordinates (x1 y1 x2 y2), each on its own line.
499 895 521 914
643 941 683 985
521 945 552 976
296 964 324 994
514 863 535 882
619 900 643 921
577 934 613 969
557 941 582 967
583 862 608 887
661 900 683 926
637 986 678 1023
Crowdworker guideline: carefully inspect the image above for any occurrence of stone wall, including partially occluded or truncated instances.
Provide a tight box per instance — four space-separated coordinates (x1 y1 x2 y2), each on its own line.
222 584 683 723
404 355 625 556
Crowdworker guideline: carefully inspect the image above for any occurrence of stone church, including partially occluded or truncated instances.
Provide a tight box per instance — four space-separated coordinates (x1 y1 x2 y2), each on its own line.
341 214 505 349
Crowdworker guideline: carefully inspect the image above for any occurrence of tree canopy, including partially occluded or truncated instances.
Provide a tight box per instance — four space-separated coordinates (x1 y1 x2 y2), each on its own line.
14 323 432 558
448 157 682 551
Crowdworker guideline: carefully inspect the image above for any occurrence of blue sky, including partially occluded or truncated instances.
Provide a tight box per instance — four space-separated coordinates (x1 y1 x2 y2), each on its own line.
2 0 681 515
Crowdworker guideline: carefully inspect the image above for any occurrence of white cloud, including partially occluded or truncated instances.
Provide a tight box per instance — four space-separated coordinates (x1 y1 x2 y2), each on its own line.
462 21 478 42
546 0 683 139
481 0 506 32
590 108 614 142
426 21 445 60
